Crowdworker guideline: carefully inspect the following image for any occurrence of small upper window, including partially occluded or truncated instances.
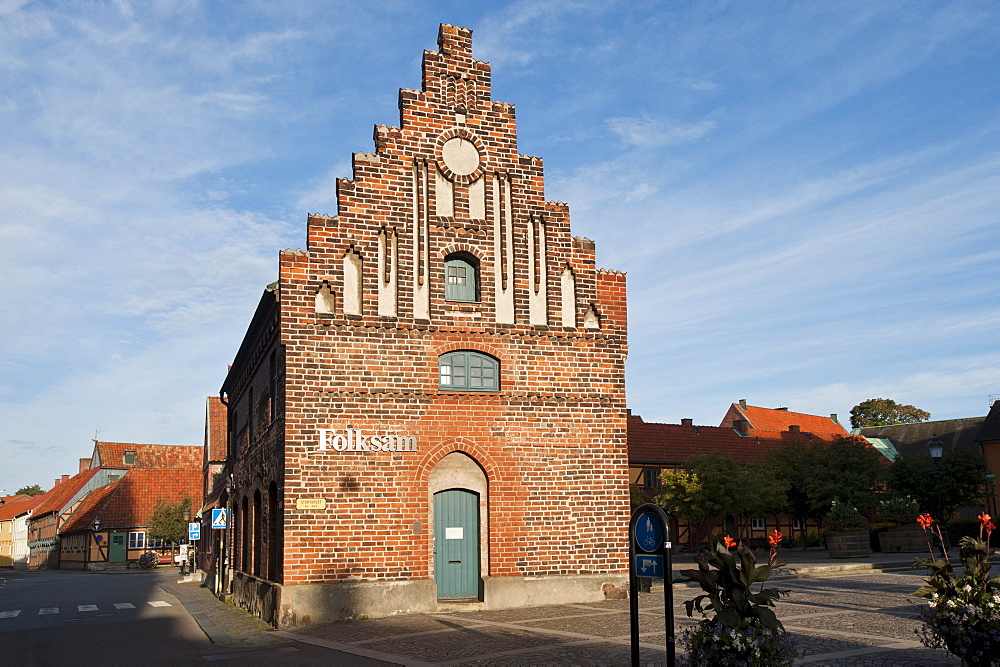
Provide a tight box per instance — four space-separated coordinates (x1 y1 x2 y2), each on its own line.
123 450 136 465
444 254 478 302
439 350 498 391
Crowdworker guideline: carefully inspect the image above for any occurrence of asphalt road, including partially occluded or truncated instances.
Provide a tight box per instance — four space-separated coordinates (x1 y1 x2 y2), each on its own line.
0 570 391 665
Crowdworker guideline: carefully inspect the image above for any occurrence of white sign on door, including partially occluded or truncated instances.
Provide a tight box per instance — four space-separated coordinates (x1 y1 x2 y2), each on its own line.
445 527 464 540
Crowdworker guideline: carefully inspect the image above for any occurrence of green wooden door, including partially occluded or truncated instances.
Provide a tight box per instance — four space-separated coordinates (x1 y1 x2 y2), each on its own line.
434 489 479 598
109 532 127 562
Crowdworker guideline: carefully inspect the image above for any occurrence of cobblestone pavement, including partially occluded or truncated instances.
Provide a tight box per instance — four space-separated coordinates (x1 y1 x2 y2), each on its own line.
261 569 960 665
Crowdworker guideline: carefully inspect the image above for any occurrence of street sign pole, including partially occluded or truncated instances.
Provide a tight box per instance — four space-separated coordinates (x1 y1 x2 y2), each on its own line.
629 503 674 666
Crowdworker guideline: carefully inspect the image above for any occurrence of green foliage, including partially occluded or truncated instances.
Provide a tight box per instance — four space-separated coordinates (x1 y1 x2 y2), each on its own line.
804 438 885 516
876 495 919 525
913 519 1000 664
681 536 789 631
850 398 930 428
823 499 869 532
629 484 651 511
15 484 44 496
678 536 797 665
147 496 192 545
890 450 987 518
945 519 982 543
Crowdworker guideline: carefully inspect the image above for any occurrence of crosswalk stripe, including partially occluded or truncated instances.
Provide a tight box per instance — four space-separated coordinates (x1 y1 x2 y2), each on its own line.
0 610 21 618
38 607 59 615
114 602 135 609
147 600 171 607
78 605 99 612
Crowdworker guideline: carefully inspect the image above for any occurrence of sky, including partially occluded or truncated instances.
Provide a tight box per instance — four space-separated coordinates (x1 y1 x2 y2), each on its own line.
1 0 998 494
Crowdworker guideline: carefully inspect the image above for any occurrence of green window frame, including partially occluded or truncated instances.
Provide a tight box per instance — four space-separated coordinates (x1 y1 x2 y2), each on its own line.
444 256 478 302
439 350 498 391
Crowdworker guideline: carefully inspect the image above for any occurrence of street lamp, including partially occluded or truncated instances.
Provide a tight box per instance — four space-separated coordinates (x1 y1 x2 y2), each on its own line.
927 435 944 523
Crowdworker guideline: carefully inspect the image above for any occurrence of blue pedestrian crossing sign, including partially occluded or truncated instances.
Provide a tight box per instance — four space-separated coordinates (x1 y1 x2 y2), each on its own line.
211 508 228 529
635 554 664 579
634 512 664 552
188 522 200 541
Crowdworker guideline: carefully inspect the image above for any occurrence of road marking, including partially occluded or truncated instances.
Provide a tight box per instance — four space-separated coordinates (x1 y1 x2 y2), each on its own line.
78 605 99 612
0 610 21 618
147 600 172 607
38 607 59 615
114 602 135 609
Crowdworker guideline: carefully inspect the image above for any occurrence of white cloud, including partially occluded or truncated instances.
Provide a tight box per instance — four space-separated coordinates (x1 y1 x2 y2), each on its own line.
606 116 715 147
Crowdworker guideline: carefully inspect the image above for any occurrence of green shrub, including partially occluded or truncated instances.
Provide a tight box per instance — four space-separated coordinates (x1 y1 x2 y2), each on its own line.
945 519 980 543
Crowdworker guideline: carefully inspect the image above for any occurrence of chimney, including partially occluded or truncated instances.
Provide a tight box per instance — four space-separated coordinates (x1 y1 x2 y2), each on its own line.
830 413 839 424
733 419 749 436
62 474 70 483
739 399 747 409
54 478 61 486
789 425 801 433
79 458 91 473
681 418 694 427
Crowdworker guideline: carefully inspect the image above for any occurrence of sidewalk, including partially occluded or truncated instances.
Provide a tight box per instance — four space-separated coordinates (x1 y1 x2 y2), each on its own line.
161 552 958 665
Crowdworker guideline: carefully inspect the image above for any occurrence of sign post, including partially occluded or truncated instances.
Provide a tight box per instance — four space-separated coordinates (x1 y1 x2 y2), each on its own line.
629 503 674 666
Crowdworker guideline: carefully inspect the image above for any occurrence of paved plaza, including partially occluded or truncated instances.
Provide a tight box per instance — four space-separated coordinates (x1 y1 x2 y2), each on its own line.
153 558 964 665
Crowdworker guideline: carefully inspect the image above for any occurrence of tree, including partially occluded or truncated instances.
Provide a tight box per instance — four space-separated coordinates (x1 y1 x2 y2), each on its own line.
889 450 986 519
15 484 44 496
804 437 887 516
850 398 930 428
147 496 192 546
762 440 824 546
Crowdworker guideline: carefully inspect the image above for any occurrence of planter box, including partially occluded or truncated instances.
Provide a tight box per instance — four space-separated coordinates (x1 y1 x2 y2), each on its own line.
827 530 872 558
877 524 926 553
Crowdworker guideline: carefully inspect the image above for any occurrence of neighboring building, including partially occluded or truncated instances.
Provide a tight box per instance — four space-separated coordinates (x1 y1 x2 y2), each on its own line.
628 411 834 547
58 468 202 570
975 400 1000 518
221 24 630 628
86 441 203 472
198 396 229 593
27 471 104 569
0 494 43 569
719 399 850 442
857 415 986 459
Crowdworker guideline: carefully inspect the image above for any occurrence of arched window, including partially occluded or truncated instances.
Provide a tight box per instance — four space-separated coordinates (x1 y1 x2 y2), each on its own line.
439 350 498 391
444 253 479 302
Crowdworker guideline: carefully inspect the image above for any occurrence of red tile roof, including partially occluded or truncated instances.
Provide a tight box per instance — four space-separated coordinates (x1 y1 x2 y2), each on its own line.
31 468 101 517
629 415 782 465
0 495 44 521
205 396 227 462
92 442 202 470
722 403 849 436
629 414 861 467
60 468 203 534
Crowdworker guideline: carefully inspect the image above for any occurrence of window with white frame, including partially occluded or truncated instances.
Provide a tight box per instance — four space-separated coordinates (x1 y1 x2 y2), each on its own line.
444 254 479 302
128 531 146 549
751 517 766 531
792 518 803 531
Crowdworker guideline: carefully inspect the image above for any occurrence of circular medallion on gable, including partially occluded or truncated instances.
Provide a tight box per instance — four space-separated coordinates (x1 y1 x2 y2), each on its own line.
442 137 480 176
435 129 486 184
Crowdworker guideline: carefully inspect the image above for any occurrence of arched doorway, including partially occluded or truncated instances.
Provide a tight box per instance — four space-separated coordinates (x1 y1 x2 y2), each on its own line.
429 451 488 600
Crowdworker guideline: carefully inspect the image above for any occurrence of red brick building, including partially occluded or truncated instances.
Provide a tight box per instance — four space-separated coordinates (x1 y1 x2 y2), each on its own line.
222 24 629 627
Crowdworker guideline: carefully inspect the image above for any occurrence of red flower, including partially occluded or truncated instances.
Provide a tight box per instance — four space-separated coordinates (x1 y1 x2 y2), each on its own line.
917 514 934 529
768 529 783 547
979 512 992 525
723 536 736 549
986 521 996 536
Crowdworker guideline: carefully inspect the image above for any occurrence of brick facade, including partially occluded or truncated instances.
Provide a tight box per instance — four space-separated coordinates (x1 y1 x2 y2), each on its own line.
223 24 629 627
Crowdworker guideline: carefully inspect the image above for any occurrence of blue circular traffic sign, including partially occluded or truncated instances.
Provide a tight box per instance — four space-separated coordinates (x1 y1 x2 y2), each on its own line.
635 512 664 552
